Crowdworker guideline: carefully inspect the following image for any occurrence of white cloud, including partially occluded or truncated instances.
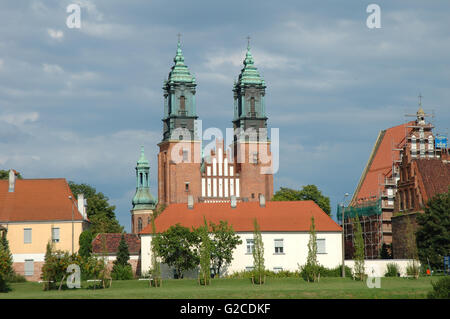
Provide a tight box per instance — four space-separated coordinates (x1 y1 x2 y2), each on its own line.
0 112 39 126
42 63 63 74
47 28 64 40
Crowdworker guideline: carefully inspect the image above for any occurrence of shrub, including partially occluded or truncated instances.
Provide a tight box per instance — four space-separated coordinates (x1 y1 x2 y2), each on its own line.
406 261 420 279
385 263 400 277
110 264 133 280
0 274 10 293
9 273 27 283
428 276 450 299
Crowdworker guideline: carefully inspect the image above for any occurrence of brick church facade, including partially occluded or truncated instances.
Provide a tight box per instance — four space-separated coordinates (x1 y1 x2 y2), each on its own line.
131 40 275 233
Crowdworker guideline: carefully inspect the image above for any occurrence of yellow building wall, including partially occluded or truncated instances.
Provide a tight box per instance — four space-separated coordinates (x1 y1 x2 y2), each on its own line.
4 221 86 254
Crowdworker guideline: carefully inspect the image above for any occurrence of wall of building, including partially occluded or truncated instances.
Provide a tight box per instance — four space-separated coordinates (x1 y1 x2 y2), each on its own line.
344 259 420 277
141 231 342 279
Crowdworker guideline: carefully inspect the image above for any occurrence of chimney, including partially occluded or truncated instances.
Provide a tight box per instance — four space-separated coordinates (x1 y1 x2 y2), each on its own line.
231 195 237 209
77 194 87 219
187 195 194 209
259 194 266 208
8 169 16 193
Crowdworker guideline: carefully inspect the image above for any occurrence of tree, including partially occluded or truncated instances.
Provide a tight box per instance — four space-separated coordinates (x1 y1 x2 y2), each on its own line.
272 185 331 216
149 216 161 287
111 233 133 280
198 218 211 285
68 182 123 235
209 220 242 277
0 234 14 292
78 230 94 259
154 224 200 279
0 170 22 180
301 216 320 282
416 188 450 270
252 218 265 284
353 215 365 281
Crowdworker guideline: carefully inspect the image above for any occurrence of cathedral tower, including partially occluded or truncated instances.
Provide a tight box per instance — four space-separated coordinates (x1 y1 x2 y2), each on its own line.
158 40 202 206
131 147 156 234
232 42 274 201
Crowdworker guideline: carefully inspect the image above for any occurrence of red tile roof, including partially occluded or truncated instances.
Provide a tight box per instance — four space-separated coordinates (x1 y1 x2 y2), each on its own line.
416 159 450 200
140 201 342 234
0 178 84 222
352 122 413 204
92 233 141 255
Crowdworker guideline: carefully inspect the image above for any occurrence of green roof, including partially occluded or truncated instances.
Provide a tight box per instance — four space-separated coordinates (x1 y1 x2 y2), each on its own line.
167 41 196 84
236 45 265 86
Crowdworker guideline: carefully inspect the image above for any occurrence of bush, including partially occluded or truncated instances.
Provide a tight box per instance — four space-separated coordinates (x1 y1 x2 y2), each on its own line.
111 264 133 280
428 277 450 299
299 264 352 280
406 261 420 279
385 263 400 277
9 273 27 283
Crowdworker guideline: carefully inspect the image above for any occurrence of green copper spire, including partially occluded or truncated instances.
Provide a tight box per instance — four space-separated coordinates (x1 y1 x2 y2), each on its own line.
167 40 196 84
236 43 265 86
132 147 156 210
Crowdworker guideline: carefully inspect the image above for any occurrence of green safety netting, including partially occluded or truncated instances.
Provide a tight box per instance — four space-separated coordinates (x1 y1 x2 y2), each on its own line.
337 199 382 221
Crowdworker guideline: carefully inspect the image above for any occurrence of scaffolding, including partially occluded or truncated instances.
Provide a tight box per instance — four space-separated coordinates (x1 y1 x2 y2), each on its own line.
338 198 384 259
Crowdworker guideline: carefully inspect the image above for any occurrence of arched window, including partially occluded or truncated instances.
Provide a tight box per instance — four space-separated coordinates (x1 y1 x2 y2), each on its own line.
250 97 255 116
140 173 143 186
180 96 186 111
138 217 143 233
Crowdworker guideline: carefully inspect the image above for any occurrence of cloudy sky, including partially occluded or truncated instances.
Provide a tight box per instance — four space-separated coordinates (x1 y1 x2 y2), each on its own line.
1 0 449 231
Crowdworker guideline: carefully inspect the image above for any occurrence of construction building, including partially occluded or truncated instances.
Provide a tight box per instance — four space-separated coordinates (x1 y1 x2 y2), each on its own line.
340 100 448 259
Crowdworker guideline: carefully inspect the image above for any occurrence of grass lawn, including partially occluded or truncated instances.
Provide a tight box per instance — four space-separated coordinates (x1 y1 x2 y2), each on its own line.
0 277 436 299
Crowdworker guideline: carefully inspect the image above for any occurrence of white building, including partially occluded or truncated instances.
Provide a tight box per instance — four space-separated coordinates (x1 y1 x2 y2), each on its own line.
140 198 342 278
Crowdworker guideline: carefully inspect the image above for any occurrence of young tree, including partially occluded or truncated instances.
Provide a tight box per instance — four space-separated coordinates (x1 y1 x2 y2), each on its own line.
252 218 265 284
302 216 320 282
154 224 200 279
198 218 211 285
272 185 331 216
0 170 22 180
0 234 14 292
353 215 365 281
68 182 123 234
111 234 133 280
416 188 450 270
209 220 242 277
149 216 161 287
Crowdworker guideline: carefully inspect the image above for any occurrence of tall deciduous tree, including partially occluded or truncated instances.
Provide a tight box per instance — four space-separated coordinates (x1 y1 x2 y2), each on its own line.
68 182 123 235
209 220 242 277
272 185 331 216
252 218 265 284
416 188 450 270
154 224 200 279
353 215 365 281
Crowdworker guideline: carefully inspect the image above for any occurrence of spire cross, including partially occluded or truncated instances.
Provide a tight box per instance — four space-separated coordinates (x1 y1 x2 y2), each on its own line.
177 33 182 44
418 93 423 106
246 36 251 48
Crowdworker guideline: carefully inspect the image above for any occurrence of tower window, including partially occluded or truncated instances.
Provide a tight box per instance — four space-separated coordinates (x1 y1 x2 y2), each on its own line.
179 95 186 115
185 182 190 192
183 150 189 162
140 173 143 186
250 97 255 116
138 217 143 233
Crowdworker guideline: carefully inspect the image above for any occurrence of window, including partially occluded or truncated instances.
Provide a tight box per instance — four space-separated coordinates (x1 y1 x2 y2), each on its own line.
252 152 258 164
185 182 190 192
317 238 326 254
24 228 32 244
180 96 186 111
246 239 254 254
250 97 255 115
52 227 60 243
274 239 284 254
182 150 189 162
25 260 34 276
245 266 254 272
138 217 143 233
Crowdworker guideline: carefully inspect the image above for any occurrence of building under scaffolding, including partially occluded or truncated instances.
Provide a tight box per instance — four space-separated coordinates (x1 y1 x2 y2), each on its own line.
337 199 383 259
